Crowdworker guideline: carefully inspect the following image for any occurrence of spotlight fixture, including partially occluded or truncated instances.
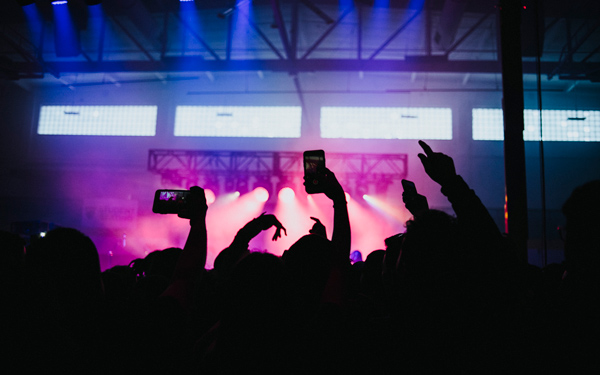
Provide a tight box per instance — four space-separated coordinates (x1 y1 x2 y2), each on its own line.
276 177 295 193
253 187 269 203
253 176 273 201
278 187 295 202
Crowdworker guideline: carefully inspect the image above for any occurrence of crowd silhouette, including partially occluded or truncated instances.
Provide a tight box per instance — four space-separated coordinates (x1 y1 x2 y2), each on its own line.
1 141 599 373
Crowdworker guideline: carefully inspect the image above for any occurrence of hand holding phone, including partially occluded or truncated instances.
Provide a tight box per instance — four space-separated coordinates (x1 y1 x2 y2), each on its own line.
152 187 207 219
402 179 429 217
153 189 191 214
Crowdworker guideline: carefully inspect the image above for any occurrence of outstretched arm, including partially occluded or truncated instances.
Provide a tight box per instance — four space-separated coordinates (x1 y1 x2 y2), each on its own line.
323 168 351 262
231 213 287 246
161 186 208 309
213 213 286 276
417 141 508 256
320 168 351 305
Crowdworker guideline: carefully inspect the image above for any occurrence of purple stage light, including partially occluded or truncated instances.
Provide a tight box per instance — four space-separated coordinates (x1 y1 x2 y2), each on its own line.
52 1 68 5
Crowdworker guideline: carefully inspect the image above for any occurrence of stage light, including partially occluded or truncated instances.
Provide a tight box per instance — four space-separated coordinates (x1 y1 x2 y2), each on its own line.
205 189 216 206
253 187 269 203
276 177 296 202
345 192 351 202
350 250 363 264
278 187 295 202
253 176 273 201
52 0 81 57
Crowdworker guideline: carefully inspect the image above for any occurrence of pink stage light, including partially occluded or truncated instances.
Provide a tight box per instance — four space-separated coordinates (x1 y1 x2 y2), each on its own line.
253 187 269 203
345 192 351 202
278 187 295 202
205 189 216 205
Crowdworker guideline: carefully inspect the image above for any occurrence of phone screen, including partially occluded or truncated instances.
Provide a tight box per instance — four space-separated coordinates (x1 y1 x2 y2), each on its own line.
153 189 190 214
159 190 186 202
304 150 325 194
304 155 323 175
401 179 417 195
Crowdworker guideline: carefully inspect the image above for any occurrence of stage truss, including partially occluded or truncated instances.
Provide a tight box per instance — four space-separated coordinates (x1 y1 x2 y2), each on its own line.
148 149 408 194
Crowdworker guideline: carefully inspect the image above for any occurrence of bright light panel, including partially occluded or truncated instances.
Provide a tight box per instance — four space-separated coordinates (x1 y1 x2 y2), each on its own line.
38 106 157 136
320 107 452 139
473 109 600 142
174 106 302 138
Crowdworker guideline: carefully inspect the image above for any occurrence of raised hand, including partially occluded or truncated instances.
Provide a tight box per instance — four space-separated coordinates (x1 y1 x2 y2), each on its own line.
402 191 429 218
253 212 287 241
417 140 457 186
308 216 327 238
322 168 346 203
178 186 208 220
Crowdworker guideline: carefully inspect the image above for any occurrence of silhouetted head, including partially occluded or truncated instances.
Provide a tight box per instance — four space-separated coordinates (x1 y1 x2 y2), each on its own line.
144 247 182 280
223 252 289 324
361 249 385 295
27 227 103 305
283 234 334 300
398 210 462 299
401 210 459 268
102 265 136 302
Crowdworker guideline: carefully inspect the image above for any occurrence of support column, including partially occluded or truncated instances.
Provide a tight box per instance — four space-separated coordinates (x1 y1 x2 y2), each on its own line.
498 0 528 263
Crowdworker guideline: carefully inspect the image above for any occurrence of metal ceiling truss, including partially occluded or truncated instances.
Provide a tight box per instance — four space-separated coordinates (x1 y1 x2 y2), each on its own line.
1 1 497 75
2 0 600 81
550 17 600 80
148 149 408 190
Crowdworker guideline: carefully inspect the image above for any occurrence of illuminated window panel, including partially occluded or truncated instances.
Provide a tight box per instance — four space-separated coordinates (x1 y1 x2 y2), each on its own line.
473 109 600 142
38 106 157 136
320 107 452 139
174 106 302 138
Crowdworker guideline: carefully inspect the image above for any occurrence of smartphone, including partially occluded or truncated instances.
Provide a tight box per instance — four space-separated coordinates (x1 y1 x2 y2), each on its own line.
304 150 326 194
152 189 190 214
401 179 418 196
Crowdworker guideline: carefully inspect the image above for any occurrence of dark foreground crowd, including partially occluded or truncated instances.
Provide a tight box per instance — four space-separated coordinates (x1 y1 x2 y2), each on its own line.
1 141 599 374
